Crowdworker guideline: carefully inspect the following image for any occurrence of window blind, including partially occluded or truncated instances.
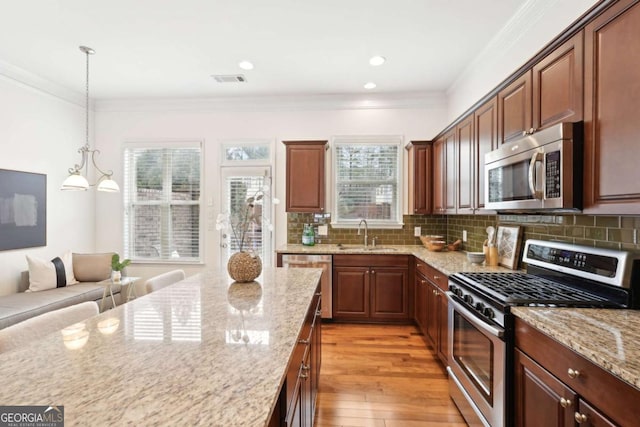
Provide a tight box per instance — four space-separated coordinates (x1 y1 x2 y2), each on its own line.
333 138 402 226
123 143 202 262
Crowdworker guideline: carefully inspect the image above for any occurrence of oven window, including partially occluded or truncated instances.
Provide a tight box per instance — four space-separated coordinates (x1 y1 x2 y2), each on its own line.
453 312 494 404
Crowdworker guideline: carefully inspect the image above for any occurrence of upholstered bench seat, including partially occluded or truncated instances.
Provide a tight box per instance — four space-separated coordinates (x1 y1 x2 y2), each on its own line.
0 283 121 330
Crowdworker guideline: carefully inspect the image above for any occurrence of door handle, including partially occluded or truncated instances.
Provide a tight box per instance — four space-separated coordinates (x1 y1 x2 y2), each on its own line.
528 151 544 200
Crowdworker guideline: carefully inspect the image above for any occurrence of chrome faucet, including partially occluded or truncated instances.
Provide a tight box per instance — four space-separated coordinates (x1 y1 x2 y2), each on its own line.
357 219 368 247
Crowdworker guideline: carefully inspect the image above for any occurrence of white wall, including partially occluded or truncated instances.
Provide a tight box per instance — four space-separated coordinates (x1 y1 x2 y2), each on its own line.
446 0 599 123
0 75 96 296
93 99 447 284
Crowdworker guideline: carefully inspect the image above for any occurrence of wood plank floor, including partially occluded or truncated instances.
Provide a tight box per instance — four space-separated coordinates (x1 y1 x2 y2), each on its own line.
315 323 466 427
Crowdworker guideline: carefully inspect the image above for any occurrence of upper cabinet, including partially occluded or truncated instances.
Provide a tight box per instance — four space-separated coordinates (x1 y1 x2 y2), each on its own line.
533 31 584 130
456 115 474 214
283 141 327 213
433 130 456 214
407 141 432 215
584 0 640 214
474 97 498 213
498 71 532 145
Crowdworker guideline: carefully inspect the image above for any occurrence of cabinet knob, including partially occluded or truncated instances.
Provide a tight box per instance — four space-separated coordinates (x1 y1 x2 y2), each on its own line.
574 412 588 424
302 364 310 371
559 398 572 408
371 270 375 275
567 368 580 379
300 372 309 379
316 310 322 316
434 275 441 280
298 339 310 345
421 280 426 285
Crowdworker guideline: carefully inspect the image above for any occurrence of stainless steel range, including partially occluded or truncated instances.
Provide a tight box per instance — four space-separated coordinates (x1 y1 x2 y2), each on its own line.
446 239 639 427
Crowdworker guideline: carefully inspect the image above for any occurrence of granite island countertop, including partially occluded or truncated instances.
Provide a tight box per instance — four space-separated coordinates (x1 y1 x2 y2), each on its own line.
277 244 515 275
512 307 640 390
0 268 322 426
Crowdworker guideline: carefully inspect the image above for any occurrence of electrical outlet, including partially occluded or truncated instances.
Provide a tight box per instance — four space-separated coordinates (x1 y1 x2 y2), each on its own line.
318 225 328 236
414 226 421 237
463 230 468 242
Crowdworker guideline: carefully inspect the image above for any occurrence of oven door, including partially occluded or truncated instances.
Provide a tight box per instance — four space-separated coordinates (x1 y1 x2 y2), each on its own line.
447 293 505 427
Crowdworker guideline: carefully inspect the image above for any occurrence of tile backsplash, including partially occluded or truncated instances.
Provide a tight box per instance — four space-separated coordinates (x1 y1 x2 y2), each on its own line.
287 213 640 256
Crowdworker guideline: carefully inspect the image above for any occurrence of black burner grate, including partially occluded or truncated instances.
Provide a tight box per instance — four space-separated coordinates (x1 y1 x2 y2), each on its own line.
455 272 611 305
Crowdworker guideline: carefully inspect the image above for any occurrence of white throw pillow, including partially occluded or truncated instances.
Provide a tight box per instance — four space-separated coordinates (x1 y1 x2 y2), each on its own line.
26 251 78 292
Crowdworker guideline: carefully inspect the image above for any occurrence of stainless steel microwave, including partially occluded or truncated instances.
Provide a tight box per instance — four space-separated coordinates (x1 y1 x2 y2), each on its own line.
485 122 582 212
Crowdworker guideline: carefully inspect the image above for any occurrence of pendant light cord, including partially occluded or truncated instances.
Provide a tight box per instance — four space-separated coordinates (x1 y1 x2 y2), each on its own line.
85 48 90 149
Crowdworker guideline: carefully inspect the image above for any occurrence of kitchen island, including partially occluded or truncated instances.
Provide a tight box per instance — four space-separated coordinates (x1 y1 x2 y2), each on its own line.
0 268 322 426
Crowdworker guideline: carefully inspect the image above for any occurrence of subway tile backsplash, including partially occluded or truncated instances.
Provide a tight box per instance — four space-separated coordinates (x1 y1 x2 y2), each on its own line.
287 213 640 255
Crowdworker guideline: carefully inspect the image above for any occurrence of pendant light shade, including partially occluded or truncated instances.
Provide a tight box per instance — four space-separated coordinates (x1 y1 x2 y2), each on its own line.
61 46 119 193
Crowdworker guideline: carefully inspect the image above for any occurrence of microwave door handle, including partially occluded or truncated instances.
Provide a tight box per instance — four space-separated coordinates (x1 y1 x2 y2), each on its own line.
528 151 544 200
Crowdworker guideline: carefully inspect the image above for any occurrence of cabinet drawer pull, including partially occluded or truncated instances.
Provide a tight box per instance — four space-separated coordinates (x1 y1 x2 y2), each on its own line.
315 292 322 296
300 372 309 379
559 398 572 408
567 368 580 379
302 364 310 371
298 339 310 345
421 280 426 285
316 310 322 316
574 412 587 423
434 275 441 280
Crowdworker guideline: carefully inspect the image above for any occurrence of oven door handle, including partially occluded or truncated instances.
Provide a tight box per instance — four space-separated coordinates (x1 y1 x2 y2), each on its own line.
528 151 544 200
447 292 504 339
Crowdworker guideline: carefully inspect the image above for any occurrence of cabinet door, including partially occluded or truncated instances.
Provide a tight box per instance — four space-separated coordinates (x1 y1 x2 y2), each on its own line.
444 130 457 214
533 31 584 130
456 115 474 214
408 141 432 214
436 290 448 365
575 399 618 427
284 141 327 213
414 273 428 336
515 349 576 427
371 267 408 320
432 137 446 213
584 0 640 214
474 97 498 213
498 71 533 144
332 267 370 319
425 280 438 348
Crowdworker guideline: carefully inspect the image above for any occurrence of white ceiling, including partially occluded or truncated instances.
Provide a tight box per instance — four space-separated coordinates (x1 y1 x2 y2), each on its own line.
0 0 529 100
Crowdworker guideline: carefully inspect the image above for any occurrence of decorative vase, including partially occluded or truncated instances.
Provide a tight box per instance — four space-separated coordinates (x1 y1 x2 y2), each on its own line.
111 270 122 283
227 252 262 283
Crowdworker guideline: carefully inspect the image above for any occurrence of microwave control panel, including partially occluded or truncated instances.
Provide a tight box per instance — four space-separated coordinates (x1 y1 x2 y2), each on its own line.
545 150 561 199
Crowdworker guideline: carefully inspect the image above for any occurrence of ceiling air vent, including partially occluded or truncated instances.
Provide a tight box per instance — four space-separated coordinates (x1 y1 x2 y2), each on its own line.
211 74 246 83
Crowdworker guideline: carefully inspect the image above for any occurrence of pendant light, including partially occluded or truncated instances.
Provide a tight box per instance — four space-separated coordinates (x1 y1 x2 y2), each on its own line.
61 46 119 192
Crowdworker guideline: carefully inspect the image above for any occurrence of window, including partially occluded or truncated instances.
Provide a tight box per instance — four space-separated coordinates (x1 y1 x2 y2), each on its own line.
124 142 202 262
332 136 403 228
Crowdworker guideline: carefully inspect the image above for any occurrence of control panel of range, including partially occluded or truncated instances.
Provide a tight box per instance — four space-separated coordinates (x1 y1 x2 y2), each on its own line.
448 282 505 328
526 242 618 278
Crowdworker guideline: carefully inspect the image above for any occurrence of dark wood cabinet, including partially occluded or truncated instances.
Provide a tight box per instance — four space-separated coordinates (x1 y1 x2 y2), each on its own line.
584 0 640 214
498 71 532 145
456 115 474 214
533 31 584 130
283 141 327 213
515 317 640 427
414 259 448 366
283 286 322 427
333 255 410 323
473 96 498 213
444 129 457 214
407 141 432 214
515 349 577 427
432 137 446 213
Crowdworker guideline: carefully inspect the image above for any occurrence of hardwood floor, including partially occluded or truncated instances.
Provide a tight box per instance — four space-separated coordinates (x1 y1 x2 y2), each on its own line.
315 322 466 427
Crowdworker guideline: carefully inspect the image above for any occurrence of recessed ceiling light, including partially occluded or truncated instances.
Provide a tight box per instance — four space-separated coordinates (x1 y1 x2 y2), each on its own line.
369 56 386 66
364 82 377 90
238 60 254 70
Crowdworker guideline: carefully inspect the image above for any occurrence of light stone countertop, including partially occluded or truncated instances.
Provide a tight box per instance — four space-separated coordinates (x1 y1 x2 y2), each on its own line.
277 244 515 275
512 307 640 390
0 268 322 426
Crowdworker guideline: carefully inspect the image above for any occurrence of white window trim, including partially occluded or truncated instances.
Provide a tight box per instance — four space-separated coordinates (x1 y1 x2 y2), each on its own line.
123 140 204 264
220 138 274 167
330 135 404 229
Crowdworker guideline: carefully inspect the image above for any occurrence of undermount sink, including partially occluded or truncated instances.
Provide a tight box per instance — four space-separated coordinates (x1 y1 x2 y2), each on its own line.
337 246 397 252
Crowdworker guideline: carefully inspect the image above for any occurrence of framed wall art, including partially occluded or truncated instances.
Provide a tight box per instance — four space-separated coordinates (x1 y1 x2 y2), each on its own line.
0 169 46 251
496 225 522 270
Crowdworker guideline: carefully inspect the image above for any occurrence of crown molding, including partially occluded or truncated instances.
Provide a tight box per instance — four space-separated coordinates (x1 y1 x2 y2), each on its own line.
0 58 84 107
94 92 447 113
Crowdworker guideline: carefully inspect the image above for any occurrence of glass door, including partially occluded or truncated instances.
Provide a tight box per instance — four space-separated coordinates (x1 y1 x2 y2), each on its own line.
219 166 273 268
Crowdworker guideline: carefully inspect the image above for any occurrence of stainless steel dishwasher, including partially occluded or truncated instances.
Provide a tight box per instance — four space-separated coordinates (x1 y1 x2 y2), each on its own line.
281 254 332 319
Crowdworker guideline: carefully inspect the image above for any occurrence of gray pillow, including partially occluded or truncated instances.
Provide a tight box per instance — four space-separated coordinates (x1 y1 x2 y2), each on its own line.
72 253 114 282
